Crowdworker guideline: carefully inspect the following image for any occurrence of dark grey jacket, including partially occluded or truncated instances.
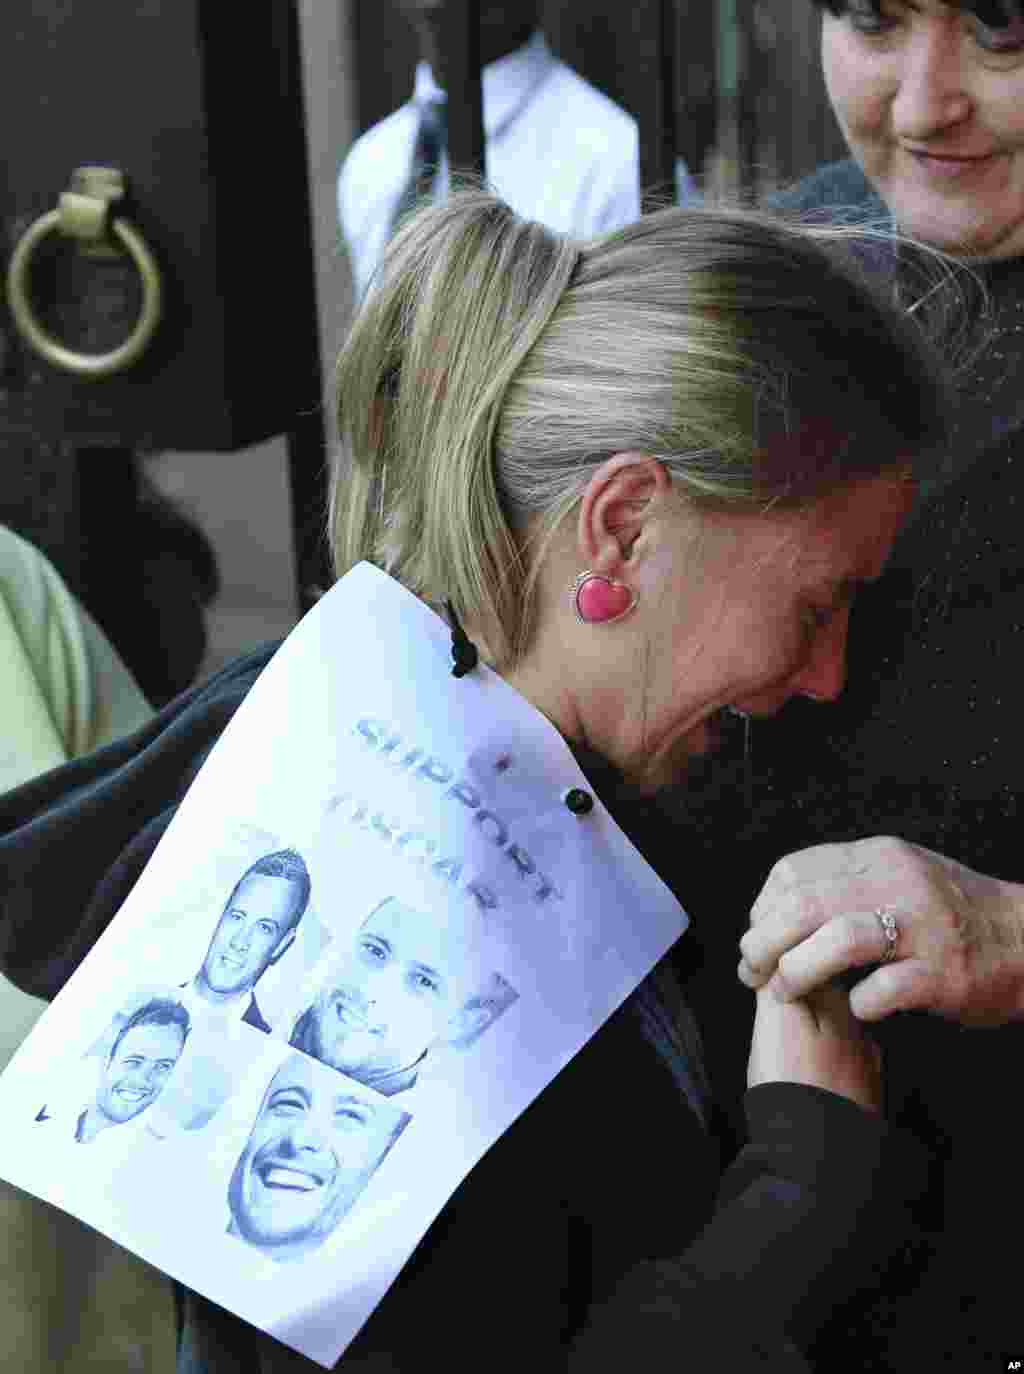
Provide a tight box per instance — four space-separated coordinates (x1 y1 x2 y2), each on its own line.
0 644 930 1372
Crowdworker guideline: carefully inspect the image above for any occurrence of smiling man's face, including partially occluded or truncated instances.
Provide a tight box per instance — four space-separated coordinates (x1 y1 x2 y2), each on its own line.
199 873 301 1000
299 899 481 1089
96 1023 186 1125
227 1055 394 1260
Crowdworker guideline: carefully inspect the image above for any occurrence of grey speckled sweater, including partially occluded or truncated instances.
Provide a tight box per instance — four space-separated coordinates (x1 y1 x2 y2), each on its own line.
663 157 1024 1371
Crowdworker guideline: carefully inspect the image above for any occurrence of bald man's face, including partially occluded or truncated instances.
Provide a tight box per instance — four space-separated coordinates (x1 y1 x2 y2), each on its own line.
301 900 482 1087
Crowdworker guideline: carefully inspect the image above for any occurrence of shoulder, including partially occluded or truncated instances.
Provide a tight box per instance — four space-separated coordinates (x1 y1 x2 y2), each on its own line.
0 641 282 1000
0 523 50 588
769 158 888 220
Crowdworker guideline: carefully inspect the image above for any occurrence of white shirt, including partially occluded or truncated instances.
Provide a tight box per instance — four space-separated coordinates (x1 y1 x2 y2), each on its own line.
338 31 700 302
177 978 256 1034
34 1092 158 1155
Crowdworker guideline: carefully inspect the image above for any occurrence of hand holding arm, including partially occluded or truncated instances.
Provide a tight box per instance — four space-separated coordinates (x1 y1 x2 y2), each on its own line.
747 976 882 1110
569 979 927 1370
738 836 1024 1025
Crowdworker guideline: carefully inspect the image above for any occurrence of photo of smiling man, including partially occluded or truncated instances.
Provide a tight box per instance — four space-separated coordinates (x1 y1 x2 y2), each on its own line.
35 996 191 1145
288 897 518 1096
186 848 311 1032
226 1052 409 1263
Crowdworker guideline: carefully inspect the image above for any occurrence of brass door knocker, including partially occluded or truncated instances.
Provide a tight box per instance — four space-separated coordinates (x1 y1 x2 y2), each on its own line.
6 166 162 380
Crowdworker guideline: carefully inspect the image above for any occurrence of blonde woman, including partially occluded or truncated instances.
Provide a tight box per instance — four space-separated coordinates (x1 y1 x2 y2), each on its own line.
2 192 950 1372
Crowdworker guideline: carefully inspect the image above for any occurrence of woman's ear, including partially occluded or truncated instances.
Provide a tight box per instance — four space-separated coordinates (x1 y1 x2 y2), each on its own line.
576 453 671 576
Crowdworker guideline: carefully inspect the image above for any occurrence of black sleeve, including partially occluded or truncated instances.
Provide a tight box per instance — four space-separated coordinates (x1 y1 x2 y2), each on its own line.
568 1082 932 1372
0 643 280 1000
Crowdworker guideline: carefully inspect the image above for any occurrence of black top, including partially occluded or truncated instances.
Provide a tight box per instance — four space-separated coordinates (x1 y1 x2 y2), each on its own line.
653 158 1024 1368
0 641 931 1371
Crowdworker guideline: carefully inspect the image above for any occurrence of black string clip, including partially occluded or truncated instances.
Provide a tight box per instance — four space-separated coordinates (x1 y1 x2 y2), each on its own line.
563 787 594 816
445 599 479 679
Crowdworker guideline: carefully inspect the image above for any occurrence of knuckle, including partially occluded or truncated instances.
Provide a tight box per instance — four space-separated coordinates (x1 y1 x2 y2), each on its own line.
850 914 887 962
865 834 913 872
776 949 800 987
831 916 862 961
738 929 760 964
768 853 802 888
872 833 908 858
943 954 974 1011
791 887 828 931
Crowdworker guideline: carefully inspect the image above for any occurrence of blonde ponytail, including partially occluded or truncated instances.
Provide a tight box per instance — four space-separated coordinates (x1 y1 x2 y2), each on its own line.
332 187 951 669
333 189 579 663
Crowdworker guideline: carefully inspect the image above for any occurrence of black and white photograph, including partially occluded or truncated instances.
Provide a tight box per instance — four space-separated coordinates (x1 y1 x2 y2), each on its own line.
35 991 191 1147
223 1050 410 1264
181 846 313 1033
286 896 518 1096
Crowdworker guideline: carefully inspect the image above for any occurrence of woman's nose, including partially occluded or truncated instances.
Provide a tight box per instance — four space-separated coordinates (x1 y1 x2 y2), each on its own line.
891 26 973 140
792 609 850 704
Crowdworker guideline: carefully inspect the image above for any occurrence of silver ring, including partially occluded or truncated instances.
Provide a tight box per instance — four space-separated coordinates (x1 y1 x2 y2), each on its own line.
874 907 900 963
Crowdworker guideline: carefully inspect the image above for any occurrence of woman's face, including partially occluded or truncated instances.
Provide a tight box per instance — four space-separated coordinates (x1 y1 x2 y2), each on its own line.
822 1 1024 258
605 473 915 790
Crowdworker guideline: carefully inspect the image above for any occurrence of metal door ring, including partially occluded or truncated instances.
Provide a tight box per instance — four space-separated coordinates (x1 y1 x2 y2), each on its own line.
6 210 162 380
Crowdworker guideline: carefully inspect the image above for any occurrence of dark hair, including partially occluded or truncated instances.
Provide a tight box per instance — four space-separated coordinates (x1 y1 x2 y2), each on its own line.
110 998 191 1061
812 0 1023 23
229 848 312 931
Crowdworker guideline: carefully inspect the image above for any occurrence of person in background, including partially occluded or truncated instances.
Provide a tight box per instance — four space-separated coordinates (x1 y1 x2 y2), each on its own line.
0 520 155 1056
0 518 193 1374
338 0 700 302
651 2 1024 1366
0 522 153 798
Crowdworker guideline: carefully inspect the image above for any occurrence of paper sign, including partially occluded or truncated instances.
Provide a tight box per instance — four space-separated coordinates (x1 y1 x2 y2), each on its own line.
0 563 687 1367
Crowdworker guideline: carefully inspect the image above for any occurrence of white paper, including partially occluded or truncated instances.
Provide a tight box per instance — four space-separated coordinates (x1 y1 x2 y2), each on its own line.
0 563 687 1368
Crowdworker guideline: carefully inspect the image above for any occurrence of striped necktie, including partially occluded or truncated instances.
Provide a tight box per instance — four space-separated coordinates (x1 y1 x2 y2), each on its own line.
390 98 448 235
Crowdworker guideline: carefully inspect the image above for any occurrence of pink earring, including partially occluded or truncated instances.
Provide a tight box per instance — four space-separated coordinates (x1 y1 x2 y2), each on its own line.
571 571 637 625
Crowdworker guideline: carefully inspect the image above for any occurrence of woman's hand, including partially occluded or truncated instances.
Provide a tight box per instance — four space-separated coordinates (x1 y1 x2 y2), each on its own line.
747 978 882 1113
738 837 1024 1027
